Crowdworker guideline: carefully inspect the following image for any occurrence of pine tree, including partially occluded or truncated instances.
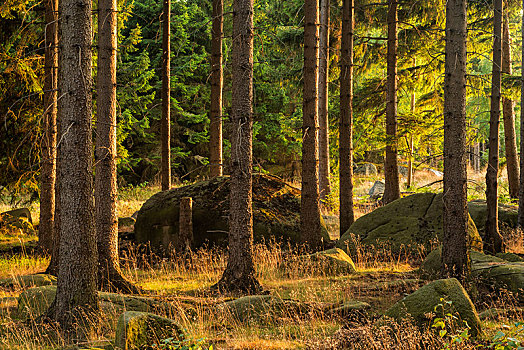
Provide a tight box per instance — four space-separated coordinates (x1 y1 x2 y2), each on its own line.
209 0 223 177
161 0 171 191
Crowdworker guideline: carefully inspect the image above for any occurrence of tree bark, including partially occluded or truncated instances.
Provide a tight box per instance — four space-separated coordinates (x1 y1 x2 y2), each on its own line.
485 0 505 254
161 0 171 191
339 0 354 236
178 197 193 253
96 0 139 294
407 82 415 188
209 0 223 177
40 0 58 255
502 12 519 199
53 0 99 332
519 0 524 228
318 0 331 201
441 0 470 281
300 0 323 249
383 0 400 204
212 0 262 294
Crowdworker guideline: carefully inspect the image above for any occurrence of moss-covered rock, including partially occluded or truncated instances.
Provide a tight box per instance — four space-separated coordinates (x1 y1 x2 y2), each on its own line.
17 285 56 319
135 175 329 252
118 217 136 228
17 285 158 320
115 311 183 350
0 274 56 289
496 252 524 262
289 248 357 276
385 278 482 337
336 193 482 255
420 247 524 302
217 295 310 322
467 200 517 233
0 208 34 234
327 301 371 317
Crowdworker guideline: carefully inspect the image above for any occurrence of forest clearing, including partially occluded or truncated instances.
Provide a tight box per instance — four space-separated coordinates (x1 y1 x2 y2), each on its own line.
3 0 524 348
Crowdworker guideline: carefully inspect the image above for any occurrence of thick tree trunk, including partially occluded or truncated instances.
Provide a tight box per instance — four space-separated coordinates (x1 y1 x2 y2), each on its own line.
383 0 400 204
213 0 262 294
96 0 139 294
53 0 99 332
300 0 323 249
161 0 171 191
441 0 470 280
40 0 58 255
339 0 354 236
318 0 331 201
502 13 519 199
209 0 223 177
485 0 505 254
519 1 524 228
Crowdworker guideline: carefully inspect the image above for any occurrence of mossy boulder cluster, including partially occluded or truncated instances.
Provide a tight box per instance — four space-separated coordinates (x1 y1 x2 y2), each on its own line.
135 174 329 252
385 278 482 337
336 193 483 254
421 248 524 302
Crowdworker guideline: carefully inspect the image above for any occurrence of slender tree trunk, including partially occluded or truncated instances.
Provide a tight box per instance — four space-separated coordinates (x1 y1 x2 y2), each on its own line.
441 0 470 281
53 0 99 332
407 82 415 188
212 0 262 294
519 0 524 228
485 0 505 254
318 0 331 201
209 0 223 177
474 143 481 172
300 0 323 249
96 0 139 294
339 0 354 236
161 0 171 191
40 0 58 255
383 0 400 204
502 12 519 199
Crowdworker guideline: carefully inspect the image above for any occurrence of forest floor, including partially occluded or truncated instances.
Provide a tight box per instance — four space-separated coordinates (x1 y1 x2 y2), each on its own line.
0 168 521 349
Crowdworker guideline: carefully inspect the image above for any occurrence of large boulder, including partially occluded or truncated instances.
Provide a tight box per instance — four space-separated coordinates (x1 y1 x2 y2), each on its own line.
420 248 524 303
385 278 482 337
467 200 517 233
336 193 482 254
115 311 183 350
135 175 329 252
368 181 385 199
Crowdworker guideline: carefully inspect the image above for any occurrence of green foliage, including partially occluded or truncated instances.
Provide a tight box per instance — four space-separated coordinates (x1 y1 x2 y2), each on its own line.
490 322 524 350
431 298 472 349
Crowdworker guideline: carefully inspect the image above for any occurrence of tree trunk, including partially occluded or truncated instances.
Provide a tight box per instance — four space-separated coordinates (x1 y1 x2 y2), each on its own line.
519 0 524 228
40 0 58 255
383 0 400 204
502 12 519 199
178 197 193 253
339 0 354 236
407 83 415 188
96 0 139 294
209 0 223 177
53 0 99 332
212 0 262 294
485 0 505 254
441 0 470 280
161 0 171 191
474 143 481 172
318 0 331 201
300 0 323 249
